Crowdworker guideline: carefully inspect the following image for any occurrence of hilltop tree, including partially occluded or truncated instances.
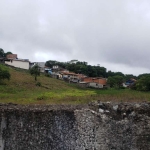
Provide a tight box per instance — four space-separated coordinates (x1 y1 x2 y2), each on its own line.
4 51 12 57
124 74 137 80
138 73 150 79
30 65 40 81
0 48 5 57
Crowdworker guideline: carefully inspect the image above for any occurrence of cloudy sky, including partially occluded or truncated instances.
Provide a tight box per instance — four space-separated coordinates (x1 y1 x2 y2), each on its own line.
1 0 150 75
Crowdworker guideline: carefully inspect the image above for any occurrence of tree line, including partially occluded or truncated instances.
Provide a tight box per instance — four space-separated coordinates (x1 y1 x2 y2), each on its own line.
46 60 107 77
45 60 137 78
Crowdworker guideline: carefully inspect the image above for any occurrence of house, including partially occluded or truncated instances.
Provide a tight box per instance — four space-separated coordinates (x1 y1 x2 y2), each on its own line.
5 59 30 70
88 82 103 88
5 54 30 70
69 74 87 83
52 65 59 69
6 54 17 59
80 77 107 88
0 57 5 63
59 71 77 80
30 62 45 72
69 76 79 83
78 82 89 88
52 65 67 72
45 67 52 74
51 72 62 79
123 78 136 88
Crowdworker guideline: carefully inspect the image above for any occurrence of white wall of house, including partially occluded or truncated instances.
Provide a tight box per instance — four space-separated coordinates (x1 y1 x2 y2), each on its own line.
40 67 45 72
5 60 29 70
122 83 128 88
88 82 103 88
30 62 45 72
53 65 59 69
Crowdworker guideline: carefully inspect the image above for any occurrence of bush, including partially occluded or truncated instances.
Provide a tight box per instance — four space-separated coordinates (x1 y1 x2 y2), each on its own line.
136 75 150 91
37 95 46 100
45 74 51 77
35 82 41 87
107 75 124 89
0 64 10 82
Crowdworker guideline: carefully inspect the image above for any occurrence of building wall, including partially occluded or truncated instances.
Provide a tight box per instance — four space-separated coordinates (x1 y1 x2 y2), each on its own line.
40 67 45 73
6 54 17 59
78 83 89 88
5 60 29 70
83 78 107 85
89 82 103 88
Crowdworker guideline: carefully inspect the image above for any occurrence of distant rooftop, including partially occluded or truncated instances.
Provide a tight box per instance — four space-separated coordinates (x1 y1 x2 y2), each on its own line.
6 54 17 59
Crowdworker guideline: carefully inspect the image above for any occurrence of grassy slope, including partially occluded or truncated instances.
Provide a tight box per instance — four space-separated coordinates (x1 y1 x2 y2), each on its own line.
0 66 150 104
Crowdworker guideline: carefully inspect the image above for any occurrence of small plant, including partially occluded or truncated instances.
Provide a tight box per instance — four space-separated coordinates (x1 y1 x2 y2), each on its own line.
45 74 51 77
0 64 10 84
37 95 46 100
36 82 41 87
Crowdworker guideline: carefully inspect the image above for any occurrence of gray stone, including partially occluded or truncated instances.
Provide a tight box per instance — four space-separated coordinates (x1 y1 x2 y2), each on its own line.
99 108 104 113
113 105 118 111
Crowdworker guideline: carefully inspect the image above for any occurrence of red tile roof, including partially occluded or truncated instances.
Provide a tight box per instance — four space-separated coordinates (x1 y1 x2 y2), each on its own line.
82 77 107 85
6 54 17 59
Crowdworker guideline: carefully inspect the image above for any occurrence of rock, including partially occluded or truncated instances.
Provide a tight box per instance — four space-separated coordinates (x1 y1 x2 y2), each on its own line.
135 104 140 108
105 110 110 113
113 105 118 111
99 108 104 113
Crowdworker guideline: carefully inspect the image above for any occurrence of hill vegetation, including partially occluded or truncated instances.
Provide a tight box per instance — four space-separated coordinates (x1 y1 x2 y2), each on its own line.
0 65 150 104
46 60 150 91
45 60 137 79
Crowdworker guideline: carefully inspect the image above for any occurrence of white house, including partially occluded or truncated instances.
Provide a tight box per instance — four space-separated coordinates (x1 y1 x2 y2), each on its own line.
88 82 103 88
5 59 30 70
30 62 45 72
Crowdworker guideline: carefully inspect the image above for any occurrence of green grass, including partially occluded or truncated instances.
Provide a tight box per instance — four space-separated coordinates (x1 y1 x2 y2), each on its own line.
0 66 150 105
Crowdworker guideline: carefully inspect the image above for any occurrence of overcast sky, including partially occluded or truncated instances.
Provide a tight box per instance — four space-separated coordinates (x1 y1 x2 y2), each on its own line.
1 0 150 75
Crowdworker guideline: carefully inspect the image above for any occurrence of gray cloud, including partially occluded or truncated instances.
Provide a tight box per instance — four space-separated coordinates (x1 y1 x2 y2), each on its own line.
0 0 150 75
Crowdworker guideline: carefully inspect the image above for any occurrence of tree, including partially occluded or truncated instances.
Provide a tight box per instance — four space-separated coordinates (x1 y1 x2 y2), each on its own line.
30 65 40 81
125 74 137 81
4 51 12 57
0 48 4 57
136 75 150 91
107 75 124 88
0 48 13 58
138 73 150 79
0 64 10 83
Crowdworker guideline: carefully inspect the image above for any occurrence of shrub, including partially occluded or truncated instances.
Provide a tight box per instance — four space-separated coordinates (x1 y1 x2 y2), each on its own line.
0 64 10 83
45 74 51 77
35 82 41 87
136 75 150 91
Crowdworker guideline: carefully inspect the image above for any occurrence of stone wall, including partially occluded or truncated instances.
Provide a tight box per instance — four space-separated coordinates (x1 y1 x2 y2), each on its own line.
0 102 149 150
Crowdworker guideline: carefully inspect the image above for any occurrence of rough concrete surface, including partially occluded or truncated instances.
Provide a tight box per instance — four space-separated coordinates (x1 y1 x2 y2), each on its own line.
0 102 149 150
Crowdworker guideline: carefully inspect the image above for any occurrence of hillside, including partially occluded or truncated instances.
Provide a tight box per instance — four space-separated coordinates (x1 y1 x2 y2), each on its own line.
0 66 150 104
